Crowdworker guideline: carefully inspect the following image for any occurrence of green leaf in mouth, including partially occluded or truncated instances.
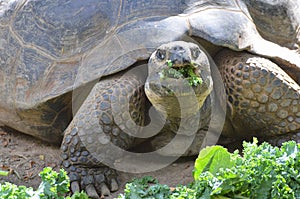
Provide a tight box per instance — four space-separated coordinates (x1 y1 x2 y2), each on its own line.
160 61 203 87
166 60 173 68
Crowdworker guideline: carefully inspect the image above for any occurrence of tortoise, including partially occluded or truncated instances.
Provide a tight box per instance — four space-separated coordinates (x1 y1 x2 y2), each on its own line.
1 0 300 198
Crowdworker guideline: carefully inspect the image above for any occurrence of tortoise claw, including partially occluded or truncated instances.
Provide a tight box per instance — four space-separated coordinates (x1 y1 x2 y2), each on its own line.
100 183 110 196
64 166 119 197
110 178 119 192
70 181 80 193
86 184 100 199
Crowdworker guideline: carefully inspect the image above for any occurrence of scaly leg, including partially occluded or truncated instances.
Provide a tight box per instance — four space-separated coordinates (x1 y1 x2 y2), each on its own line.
215 49 300 145
60 69 146 198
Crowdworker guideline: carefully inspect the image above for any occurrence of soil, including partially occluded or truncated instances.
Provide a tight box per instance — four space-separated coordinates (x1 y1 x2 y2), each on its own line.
0 127 196 199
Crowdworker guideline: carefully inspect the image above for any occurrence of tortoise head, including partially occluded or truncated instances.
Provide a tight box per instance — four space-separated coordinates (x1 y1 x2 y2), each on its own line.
145 41 213 118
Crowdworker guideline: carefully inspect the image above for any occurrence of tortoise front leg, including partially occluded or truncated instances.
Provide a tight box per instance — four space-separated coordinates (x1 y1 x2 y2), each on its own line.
61 120 120 198
60 70 146 198
215 49 300 144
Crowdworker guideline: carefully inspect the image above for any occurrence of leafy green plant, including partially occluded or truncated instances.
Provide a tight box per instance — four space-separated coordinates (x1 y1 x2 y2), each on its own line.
193 138 300 198
117 139 300 199
193 145 235 178
159 60 203 87
0 170 9 176
177 67 203 87
117 176 171 199
0 167 89 199
67 191 89 199
0 183 34 199
35 167 70 199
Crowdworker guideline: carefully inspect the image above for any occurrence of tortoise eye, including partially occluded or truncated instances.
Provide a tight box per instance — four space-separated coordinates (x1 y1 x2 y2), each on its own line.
156 49 166 60
191 47 201 59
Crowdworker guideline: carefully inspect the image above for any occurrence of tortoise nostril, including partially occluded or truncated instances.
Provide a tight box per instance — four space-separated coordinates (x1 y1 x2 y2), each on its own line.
169 45 190 64
183 58 190 64
173 46 184 52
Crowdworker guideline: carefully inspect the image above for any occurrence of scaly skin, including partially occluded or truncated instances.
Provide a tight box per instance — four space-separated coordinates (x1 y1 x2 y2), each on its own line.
215 49 300 143
61 69 146 198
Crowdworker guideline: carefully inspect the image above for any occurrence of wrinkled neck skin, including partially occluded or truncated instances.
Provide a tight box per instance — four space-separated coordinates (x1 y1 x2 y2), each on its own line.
164 93 214 136
144 68 213 136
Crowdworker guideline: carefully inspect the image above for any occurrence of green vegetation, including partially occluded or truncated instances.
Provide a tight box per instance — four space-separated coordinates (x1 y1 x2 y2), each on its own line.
160 60 203 87
2 139 299 199
117 176 171 199
117 139 300 199
0 170 9 176
0 167 89 199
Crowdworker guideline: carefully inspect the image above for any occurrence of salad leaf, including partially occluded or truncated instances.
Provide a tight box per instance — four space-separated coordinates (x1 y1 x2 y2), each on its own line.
193 145 235 180
118 139 300 199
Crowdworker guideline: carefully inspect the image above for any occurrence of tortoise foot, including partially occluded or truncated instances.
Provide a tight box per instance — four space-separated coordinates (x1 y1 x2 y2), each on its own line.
67 166 118 198
60 122 120 198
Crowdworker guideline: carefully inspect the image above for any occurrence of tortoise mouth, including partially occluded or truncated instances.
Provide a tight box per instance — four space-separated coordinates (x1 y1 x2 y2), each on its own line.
145 62 213 118
146 61 209 97
159 60 203 87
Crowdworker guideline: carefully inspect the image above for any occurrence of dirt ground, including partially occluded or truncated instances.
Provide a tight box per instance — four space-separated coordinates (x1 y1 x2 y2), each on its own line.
0 127 196 198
